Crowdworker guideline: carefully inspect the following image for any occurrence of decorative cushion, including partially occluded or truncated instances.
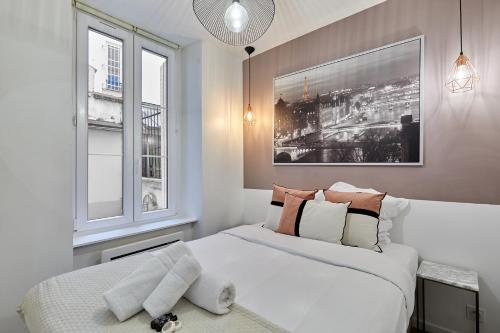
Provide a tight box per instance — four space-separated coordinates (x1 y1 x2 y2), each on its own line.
264 184 318 231
324 190 386 252
329 182 408 244
270 184 318 206
329 182 409 219
276 193 349 244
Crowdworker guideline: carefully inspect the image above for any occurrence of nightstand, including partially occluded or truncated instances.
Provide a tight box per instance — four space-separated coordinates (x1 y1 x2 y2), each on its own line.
416 260 479 333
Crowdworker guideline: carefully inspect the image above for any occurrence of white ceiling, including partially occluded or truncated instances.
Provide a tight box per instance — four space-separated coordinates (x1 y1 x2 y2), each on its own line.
82 0 385 58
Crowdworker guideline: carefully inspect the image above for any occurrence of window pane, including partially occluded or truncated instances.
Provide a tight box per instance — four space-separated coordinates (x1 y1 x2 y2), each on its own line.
87 29 124 220
141 50 167 212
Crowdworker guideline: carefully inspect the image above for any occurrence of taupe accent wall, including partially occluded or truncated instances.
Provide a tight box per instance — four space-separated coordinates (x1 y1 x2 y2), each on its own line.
243 0 500 205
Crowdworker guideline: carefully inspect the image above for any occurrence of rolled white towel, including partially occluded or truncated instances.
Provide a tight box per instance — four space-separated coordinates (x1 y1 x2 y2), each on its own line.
103 257 167 322
103 241 192 321
143 255 202 319
153 241 193 270
184 271 236 314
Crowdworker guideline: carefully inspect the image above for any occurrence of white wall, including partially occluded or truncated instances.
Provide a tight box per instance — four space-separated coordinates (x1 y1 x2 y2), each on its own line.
179 41 203 225
394 200 500 333
194 41 244 238
0 2 239 332
0 1 75 332
243 188 500 333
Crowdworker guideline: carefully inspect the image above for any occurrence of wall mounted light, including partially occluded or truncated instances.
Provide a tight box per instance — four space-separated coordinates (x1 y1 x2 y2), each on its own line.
244 46 256 126
446 0 479 93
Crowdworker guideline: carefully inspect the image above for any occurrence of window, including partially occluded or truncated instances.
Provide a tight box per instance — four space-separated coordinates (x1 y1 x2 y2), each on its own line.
106 44 122 92
87 30 125 221
134 38 175 223
76 12 177 232
139 51 168 213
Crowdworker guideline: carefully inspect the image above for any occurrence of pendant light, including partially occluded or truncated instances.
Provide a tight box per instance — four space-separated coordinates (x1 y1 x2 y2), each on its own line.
446 0 479 93
224 0 249 33
244 46 256 125
193 0 275 46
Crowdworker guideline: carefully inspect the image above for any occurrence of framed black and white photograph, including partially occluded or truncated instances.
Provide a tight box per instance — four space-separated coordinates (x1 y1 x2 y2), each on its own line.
273 36 424 165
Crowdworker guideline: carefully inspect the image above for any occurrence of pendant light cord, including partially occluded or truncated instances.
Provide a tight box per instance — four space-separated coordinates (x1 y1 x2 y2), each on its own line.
248 52 251 106
459 0 463 54
244 46 255 109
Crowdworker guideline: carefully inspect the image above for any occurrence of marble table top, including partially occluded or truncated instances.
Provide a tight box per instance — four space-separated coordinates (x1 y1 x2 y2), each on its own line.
417 260 479 292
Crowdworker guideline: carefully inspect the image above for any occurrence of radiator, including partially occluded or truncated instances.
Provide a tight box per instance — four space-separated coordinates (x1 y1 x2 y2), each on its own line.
101 232 184 263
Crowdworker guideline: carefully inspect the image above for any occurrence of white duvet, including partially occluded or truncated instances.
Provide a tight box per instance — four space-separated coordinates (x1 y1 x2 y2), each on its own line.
21 224 417 333
189 225 417 333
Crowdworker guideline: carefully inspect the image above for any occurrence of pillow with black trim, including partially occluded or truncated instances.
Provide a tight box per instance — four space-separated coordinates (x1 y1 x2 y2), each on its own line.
329 182 409 245
276 192 350 244
264 184 318 231
329 182 409 219
324 189 386 252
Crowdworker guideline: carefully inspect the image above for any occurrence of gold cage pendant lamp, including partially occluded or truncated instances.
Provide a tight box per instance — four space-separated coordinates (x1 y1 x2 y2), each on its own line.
244 46 256 125
446 0 479 93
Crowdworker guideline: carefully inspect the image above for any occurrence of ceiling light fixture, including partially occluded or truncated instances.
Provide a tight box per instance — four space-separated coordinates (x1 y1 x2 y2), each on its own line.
446 0 479 93
224 0 249 33
244 46 256 125
193 0 275 46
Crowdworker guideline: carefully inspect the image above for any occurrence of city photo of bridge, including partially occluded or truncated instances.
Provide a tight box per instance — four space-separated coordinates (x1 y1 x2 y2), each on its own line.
273 37 423 165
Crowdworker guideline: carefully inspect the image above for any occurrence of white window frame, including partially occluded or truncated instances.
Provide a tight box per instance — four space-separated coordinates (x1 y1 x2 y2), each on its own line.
75 11 177 233
106 43 122 92
133 36 177 222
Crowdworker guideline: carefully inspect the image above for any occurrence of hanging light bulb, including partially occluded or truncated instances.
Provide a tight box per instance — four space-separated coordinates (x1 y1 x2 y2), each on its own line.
244 46 256 126
446 53 479 93
446 0 479 93
224 0 249 33
244 104 255 125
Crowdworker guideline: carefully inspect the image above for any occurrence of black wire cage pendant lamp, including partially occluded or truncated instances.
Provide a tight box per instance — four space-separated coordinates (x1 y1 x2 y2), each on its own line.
193 0 275 46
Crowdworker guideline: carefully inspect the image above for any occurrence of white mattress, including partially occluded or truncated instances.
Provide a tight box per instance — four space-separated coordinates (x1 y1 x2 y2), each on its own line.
21 225 417 333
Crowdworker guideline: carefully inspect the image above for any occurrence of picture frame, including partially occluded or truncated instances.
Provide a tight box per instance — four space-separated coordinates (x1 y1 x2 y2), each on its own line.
272 36 424 166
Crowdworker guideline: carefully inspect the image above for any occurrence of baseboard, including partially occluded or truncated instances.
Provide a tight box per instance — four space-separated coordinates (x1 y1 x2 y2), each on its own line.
411 317 457 333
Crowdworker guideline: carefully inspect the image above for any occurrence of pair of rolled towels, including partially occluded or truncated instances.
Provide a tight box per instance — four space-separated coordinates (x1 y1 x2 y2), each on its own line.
103 241 236 321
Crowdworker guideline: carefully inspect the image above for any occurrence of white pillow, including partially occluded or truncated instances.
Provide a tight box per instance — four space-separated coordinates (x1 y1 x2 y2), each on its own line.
378 231 391 245
329 182 409 220
298 200 350 244
379 219 393 232
316 186 393 243
276 193 350 245
377 219 393 245
264 205 282 231
317 189 393 241
314 190 325 202
330 182 407 245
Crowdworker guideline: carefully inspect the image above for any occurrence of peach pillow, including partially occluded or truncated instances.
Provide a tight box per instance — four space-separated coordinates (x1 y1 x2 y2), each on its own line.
324 190 386 252
277 193 349 244
264 184 318 231
271 183 318 206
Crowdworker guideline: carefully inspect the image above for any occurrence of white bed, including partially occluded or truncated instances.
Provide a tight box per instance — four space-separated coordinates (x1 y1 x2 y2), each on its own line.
21 224 417 333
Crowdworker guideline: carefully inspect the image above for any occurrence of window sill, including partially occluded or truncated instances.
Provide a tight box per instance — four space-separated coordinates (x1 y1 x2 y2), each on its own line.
73 217 197 248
